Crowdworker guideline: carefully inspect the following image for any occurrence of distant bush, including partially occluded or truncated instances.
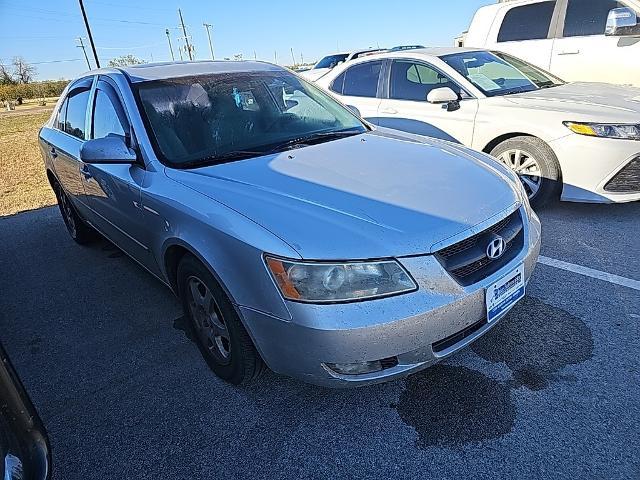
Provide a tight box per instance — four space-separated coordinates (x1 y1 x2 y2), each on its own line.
0 80 68 102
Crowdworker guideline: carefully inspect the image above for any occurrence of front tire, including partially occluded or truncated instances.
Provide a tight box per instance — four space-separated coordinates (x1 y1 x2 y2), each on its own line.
53 182 97 244
177 254 265 385
490 136 561 208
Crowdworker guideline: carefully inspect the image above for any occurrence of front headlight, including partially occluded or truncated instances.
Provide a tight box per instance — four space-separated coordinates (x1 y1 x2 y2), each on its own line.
564 121 640 140
265 257 417 303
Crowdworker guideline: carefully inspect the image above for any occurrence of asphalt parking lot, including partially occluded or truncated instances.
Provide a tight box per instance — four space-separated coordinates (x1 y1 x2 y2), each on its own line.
1 201 639 480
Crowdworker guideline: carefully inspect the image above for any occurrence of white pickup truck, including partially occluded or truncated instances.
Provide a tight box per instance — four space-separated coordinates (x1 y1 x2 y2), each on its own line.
461 0 640 86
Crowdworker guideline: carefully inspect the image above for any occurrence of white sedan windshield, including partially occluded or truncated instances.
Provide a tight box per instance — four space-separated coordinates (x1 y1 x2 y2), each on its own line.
441 51 564 97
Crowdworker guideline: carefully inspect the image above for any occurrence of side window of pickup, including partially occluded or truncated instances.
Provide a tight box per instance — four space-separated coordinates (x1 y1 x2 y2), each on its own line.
563 0 625 37
497 1 556 42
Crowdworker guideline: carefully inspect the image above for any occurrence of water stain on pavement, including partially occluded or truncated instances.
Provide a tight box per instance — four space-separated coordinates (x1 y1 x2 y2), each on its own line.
472 296 594 390
395 296 593 448
396 365 515 448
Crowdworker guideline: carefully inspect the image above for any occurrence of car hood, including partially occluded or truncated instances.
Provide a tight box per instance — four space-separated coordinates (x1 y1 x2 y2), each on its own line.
503 82 640 123
165 131 520 260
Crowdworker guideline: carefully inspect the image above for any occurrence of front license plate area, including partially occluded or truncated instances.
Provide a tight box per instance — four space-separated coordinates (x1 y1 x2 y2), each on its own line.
486 263 525 323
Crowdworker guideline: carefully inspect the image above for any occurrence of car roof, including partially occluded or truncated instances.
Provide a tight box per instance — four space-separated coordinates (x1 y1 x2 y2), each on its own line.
387 46 486 58
89 60 286 83
334 47 486 64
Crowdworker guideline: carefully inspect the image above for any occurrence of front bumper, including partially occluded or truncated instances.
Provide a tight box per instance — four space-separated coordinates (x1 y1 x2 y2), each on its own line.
549 134 640 203
241 207 542 387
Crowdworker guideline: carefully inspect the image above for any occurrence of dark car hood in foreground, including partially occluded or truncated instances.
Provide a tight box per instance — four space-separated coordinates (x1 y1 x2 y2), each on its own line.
165 131 519 259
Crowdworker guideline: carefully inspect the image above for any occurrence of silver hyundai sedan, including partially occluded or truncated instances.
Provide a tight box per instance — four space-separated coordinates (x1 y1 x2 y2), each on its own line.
39 61 541 387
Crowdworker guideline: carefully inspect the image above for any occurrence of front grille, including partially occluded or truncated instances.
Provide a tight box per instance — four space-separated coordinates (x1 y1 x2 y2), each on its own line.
435 210 524 286
432 319 486 353
605 157 640 193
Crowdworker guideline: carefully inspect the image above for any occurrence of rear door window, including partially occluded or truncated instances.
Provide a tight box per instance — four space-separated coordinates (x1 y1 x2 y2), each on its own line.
55 98 68 131
339 61 383 98
64 89 91 140
497 1 556 42
563 0 625 37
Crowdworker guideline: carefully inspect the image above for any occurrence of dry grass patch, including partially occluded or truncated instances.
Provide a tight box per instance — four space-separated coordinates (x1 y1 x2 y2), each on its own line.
0 110 56 216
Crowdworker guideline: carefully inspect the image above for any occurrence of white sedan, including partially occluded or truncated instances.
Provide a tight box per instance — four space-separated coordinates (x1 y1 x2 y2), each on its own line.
315 47 640 206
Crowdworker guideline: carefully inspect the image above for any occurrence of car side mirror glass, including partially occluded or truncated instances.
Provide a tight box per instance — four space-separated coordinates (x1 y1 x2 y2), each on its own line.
605 7 639 36
80 136 137 164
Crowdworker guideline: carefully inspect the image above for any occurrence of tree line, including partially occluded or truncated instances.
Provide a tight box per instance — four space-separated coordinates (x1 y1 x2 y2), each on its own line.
0 56 67 102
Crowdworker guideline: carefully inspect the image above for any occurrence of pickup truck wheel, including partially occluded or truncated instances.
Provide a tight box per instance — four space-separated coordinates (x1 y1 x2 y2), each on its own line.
490 136 561 208
177 255 265 385
53 183 97 244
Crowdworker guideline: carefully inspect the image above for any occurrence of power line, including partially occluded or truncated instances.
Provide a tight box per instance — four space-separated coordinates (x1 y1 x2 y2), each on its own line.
96 42 165 50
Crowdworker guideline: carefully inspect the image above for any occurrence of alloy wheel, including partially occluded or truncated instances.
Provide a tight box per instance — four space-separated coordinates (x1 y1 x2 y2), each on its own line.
186 276 232 365
497 149 543 200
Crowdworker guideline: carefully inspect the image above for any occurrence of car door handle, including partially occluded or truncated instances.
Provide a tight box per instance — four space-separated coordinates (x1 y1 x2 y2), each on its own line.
49 147 57 159
380 107 398 114
557 50 580 55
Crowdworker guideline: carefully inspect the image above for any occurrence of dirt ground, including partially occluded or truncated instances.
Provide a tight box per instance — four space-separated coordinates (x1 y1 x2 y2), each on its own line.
0 109 56 216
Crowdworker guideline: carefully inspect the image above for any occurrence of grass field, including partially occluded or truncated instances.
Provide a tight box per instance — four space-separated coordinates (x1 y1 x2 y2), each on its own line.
0 110 56 216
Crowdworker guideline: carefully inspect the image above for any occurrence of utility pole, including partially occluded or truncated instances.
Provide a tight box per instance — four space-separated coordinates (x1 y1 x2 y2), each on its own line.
76 37 91 69
165 28 175 61
178 8 193 61
203 23 214 60
78 0 100 68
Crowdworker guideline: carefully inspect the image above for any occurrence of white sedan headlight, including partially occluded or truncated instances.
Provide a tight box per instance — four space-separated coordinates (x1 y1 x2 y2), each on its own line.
564 121 640 141
265 257 417 303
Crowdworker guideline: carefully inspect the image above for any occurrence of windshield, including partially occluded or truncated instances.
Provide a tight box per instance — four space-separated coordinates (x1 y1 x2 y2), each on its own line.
315 54 348 69
136 70 367 168
440 50 564 97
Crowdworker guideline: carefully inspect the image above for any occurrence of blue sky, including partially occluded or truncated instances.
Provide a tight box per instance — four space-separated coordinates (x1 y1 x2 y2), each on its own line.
0 0 491 80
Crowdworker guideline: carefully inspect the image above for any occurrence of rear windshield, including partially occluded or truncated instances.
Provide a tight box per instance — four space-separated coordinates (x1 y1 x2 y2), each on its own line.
135 70 366 168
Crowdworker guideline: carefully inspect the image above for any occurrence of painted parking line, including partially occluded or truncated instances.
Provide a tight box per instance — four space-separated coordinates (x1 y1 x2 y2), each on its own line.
538 255 640 292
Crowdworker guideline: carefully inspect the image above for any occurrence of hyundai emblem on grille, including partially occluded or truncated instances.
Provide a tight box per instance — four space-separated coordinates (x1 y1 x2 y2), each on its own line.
486 237 506 259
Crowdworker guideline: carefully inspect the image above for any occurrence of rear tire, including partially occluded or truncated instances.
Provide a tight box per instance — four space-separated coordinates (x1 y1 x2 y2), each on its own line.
53 181 97 245
177 254 265 385
490 136 561 208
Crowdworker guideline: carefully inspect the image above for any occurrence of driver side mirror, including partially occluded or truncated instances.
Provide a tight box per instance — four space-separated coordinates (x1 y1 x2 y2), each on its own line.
427 87 460 112
605 7 639 36
80 136 137 164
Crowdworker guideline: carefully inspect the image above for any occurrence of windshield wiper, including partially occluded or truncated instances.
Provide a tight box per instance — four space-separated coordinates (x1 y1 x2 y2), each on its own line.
265 128 364 154
178 150 265 169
